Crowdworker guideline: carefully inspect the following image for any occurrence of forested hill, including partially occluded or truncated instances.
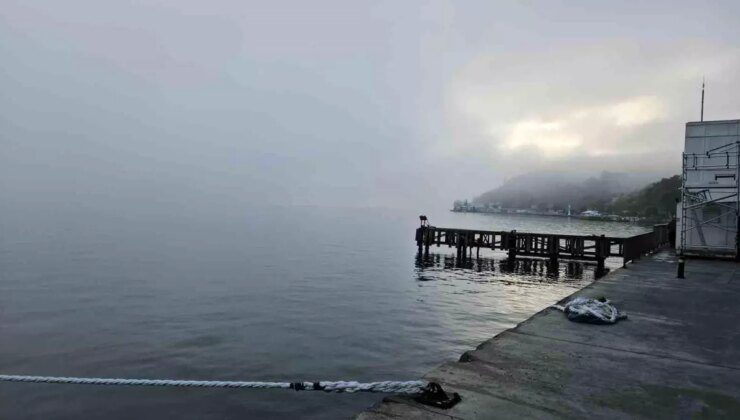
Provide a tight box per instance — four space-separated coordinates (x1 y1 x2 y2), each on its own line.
468 172 680 220
471 172 653 213
606 175 681 219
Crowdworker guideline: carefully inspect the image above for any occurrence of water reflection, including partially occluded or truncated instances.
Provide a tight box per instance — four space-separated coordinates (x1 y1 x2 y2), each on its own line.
415 251 606 283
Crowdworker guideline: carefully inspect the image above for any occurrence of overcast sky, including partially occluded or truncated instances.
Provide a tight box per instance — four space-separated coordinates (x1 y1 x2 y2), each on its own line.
2 1 739 212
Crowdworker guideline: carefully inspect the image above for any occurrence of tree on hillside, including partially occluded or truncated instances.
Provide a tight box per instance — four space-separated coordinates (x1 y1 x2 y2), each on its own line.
607 175 681 220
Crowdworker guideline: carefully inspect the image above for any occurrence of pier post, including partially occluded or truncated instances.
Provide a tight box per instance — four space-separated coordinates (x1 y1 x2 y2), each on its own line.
595 235 606 277
416 227 423 254
424 229 431 256
507 230 517 261
677 255 685 278
455 232 461 260
549 235 559 262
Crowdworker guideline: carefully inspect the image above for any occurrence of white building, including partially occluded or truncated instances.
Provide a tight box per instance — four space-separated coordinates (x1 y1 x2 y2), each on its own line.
677 119 740 257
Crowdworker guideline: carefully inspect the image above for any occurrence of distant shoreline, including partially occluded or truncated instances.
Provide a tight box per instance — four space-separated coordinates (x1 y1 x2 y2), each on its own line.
450 208 650 224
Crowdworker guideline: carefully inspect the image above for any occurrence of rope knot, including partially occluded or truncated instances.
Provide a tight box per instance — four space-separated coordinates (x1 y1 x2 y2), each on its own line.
289 382 306 391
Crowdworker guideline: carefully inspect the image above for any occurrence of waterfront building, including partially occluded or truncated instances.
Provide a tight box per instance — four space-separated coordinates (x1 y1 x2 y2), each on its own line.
677 119 740 257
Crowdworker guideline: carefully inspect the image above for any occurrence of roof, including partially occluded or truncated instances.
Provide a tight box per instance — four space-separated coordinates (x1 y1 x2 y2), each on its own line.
686 119 740 126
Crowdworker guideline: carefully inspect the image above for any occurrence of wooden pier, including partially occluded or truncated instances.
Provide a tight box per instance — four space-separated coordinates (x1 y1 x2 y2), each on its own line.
415 220 675 269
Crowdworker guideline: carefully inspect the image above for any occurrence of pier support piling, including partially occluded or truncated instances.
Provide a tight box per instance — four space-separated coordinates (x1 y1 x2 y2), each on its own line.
415 227 423 254
595 235 606 276
549 235 559 263
507 230 517 261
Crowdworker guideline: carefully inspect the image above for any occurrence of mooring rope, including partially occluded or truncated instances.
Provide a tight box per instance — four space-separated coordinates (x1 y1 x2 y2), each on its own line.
0 375 426 394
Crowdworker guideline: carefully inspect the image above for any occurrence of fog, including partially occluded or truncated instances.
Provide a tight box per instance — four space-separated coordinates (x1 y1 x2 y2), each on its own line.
2 1 740 213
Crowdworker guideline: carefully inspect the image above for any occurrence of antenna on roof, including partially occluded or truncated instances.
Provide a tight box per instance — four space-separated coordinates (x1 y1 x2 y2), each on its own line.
701 77 705 122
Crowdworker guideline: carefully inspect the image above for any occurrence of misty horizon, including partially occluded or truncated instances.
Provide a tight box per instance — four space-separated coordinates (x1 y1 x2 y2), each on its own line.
2 1 740 213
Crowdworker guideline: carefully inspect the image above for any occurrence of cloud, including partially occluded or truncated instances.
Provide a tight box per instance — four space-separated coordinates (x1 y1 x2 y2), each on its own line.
602 96 666 127
501 119 582 158
440 41 740 176
496 95 667 159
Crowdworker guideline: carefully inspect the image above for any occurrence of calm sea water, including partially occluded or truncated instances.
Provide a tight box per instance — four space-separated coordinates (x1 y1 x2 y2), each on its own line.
0 204 648 419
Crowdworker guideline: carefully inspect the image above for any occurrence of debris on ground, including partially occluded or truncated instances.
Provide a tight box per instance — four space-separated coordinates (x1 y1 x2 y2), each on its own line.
552 296 627 324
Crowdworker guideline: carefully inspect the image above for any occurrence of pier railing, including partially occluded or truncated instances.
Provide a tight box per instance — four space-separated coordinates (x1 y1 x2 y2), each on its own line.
415 219 675 268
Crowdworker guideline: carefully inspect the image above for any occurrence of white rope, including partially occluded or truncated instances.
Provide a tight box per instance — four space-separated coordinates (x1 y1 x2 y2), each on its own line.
0 375 426 394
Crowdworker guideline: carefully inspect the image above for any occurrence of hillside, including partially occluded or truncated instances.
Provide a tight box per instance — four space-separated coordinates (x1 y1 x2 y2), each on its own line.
462 172 680 221
470 171 653 213
607 175 681 220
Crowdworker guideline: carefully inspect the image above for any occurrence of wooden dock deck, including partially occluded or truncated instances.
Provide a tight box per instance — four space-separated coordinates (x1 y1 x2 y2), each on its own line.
415 221 674 269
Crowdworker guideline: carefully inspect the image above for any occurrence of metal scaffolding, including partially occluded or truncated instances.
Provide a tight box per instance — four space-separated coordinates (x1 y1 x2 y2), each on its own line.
679 140 740 257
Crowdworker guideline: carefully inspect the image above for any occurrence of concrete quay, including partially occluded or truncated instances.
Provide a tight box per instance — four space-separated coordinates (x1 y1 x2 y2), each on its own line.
357 251 740 419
